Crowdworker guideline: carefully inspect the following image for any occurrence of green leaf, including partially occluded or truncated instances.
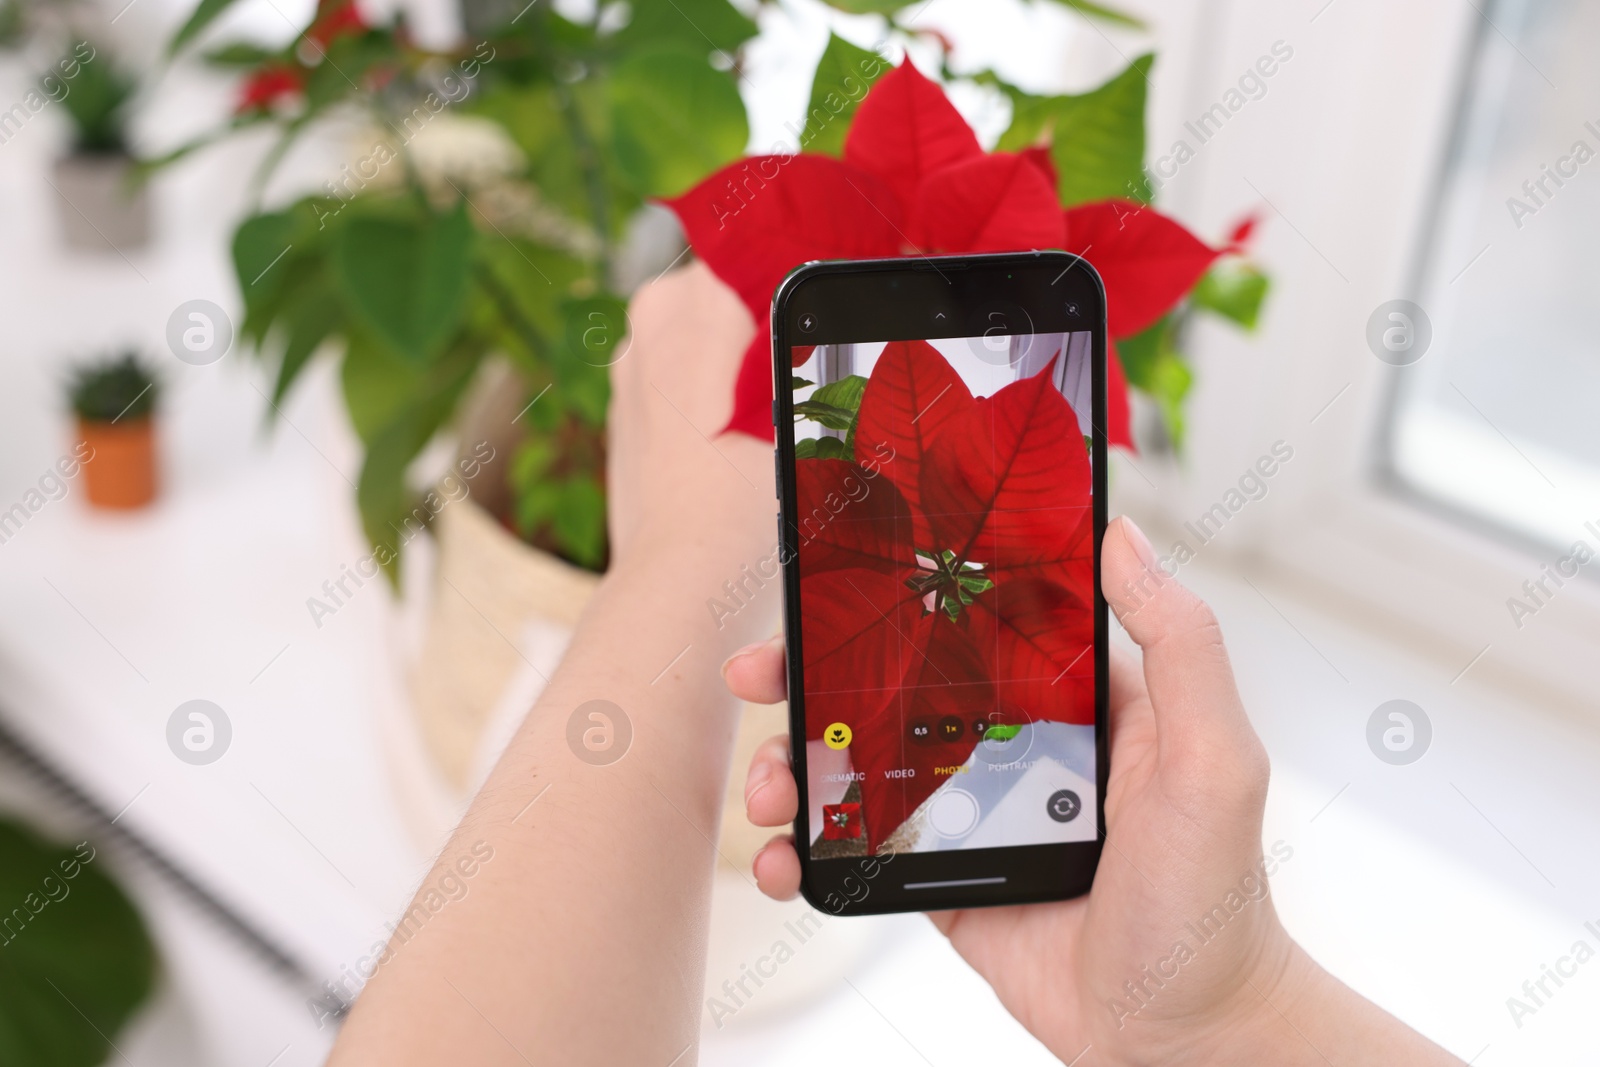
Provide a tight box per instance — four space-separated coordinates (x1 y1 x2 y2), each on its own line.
1043 0 1146 29
1191 263 1270 330
811 373 868 450
800 34 888 156
993 85 1057 152
514 479 564 544
793 400 856 431
0 821 156 1067
233 211 299 335
1117 316 1192 448
168 0 247 55
271 285 343 407
472 237 586 369
341 334 422 445
232 205 347 366
551 297 621 425
552 477 607 569
355 341 485 579
469 84 599 225
332 204 475 366
1047 53 1153 206
794 436 848 459
559 294 628 371
608 46 749 198
611 0 759 54
815 0 906 12
201 42 279 67
811 374 868 415
509 425 607 570
303 30 399 110
791 376 815 389
957 573 995 592
1115 316 1165 389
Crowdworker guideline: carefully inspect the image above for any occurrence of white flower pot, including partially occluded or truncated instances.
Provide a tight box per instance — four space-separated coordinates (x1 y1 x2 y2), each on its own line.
52 152 150 252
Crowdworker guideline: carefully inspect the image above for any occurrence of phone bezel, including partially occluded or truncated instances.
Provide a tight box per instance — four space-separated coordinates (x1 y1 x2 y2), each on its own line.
771 251 1111 917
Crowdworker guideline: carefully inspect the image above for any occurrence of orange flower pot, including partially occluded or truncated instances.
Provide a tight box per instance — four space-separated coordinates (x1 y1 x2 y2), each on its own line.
78 417 157 510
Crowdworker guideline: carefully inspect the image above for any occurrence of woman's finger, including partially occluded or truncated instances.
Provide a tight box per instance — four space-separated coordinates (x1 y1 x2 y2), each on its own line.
752 834 802 900
722 635 787 704
745 734 799 827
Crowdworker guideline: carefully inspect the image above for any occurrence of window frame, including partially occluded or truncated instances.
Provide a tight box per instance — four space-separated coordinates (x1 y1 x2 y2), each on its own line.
1117 0 1600 710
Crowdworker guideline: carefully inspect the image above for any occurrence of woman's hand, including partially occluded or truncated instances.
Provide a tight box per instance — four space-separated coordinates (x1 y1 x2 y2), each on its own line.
605 259 772 569
330 263 783 1067
725 516 1458 1066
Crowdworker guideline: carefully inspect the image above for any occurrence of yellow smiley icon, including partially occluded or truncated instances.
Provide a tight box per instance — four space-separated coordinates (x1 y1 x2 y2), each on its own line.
824 722 852 750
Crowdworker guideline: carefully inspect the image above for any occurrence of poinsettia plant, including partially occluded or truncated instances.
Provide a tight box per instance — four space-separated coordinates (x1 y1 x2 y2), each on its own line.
798 340 1096 851
669 53 1266 450
155 0 1263 578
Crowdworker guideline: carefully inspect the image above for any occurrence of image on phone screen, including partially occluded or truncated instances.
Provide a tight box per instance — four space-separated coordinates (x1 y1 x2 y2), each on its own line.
789 327 1099 862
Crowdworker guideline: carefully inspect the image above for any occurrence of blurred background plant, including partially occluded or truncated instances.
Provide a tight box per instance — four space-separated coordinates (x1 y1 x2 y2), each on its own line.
66 352 161 509
58 41 133 155
155 0 1265 579
66 352 159 424
157 0 759 575
0 820 156 1067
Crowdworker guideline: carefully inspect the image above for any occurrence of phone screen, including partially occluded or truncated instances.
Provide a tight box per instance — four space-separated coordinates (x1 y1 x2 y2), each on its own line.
788 326 1100 863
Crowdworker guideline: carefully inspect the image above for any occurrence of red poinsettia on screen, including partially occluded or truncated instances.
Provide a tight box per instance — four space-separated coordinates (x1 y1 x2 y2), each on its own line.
666 60 1228 448
798 340 1094 851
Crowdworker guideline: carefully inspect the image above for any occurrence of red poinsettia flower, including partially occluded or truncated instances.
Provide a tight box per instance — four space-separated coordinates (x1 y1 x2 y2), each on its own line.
236 63 305 114
666 60 1226 449
797 340 1095 851
308 0 367 47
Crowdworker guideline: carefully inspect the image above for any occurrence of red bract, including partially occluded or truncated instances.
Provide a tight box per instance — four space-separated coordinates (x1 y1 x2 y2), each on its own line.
309 0 367 47
666 60 1225 449
237 64 305 114
796 340 1094 852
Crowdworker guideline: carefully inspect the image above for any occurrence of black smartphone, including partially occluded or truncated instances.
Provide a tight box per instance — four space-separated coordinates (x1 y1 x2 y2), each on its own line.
771 251 1109 916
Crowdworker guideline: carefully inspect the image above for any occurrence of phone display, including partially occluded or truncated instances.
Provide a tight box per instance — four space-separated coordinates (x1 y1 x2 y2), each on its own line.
773 253 1108 914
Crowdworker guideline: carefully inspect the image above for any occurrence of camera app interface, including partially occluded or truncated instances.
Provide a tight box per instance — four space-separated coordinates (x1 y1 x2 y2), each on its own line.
789 330 1099 859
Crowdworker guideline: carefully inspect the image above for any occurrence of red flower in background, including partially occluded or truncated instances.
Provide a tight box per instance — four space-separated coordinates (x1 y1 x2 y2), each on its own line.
797 340 1094 852
234 2 370 115
666 61 1226 449
236 64 305 114
308 0 367 47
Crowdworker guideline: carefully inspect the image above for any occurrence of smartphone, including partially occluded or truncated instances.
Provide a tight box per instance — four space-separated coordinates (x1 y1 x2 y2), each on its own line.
771 251 1109 916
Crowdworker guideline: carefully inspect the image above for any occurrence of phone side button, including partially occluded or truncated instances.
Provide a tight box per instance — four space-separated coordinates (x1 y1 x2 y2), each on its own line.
773 450 781 498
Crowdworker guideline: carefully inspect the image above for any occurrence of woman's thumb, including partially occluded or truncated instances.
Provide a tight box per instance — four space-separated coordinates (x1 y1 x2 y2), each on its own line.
1101 517 1255 762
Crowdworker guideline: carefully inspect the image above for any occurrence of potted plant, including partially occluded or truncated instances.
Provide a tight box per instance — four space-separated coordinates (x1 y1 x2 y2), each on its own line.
155 0 1269 815
157 0 758 791
52 41 149 252
67 353 159 510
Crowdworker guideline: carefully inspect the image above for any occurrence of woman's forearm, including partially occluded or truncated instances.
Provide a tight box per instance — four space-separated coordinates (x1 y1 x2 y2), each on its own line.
1169 941 1461 1067
330 482 776 1066
1248 943 1461 1066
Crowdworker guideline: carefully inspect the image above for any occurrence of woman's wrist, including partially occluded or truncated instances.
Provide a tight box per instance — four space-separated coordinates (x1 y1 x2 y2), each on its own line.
602 500 777 660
